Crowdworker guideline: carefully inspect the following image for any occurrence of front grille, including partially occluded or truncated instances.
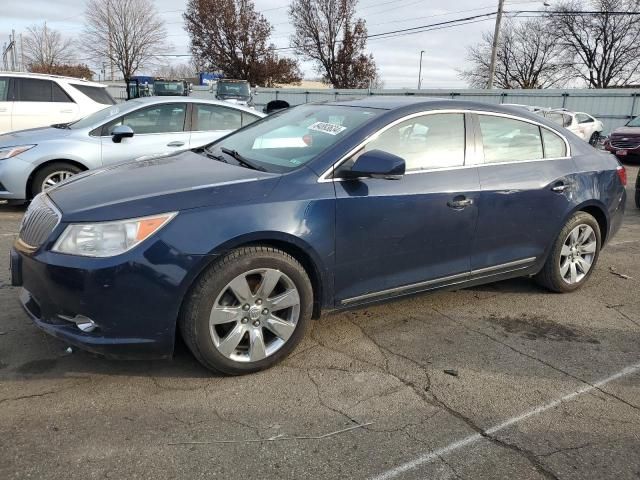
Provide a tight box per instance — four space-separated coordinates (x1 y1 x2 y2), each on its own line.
610 137 640 149
18 194 61 249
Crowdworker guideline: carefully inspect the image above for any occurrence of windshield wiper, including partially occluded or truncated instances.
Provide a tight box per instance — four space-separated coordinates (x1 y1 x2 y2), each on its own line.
202 147 228 163
51 122 71 129
221 147 266 172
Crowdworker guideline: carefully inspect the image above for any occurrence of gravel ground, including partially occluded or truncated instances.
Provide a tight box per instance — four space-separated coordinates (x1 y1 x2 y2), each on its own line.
0 165 638 480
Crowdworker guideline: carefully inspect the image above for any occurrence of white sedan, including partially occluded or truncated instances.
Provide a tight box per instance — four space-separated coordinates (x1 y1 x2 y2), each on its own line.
544 109 604 146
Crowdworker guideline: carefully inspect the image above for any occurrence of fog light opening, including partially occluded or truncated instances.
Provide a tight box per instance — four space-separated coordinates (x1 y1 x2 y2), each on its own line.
58 314 98 333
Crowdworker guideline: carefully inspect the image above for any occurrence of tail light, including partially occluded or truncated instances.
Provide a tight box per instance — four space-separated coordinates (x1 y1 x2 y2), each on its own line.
616 165 627 186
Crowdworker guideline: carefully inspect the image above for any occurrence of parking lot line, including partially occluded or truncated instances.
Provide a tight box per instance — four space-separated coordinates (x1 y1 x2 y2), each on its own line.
371 361 640 480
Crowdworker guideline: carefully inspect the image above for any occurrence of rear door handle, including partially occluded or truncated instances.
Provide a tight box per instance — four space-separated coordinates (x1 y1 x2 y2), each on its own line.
551 182 569 193
167 141 185 147
447 196 473 209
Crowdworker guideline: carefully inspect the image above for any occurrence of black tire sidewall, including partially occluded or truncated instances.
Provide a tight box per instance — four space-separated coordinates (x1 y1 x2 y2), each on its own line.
32 162 82 197
187 249 313 375
547 212 602 292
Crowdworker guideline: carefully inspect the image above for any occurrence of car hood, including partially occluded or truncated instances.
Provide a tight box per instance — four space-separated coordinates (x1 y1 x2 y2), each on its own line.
0 126 74 145
610 126 640 137
47 150 279 222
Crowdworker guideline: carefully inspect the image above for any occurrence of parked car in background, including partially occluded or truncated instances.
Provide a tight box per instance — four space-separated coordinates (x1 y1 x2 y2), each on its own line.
604 115 640 164
0 72 116 134
11 98 626 374
543 109 604 146
503 103 545 114
0 97 264 202
215 79 252 106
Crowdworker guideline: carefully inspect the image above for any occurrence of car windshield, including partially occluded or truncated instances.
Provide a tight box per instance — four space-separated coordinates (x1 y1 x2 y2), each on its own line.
155 81 184 95
627 116 640 127
205 104 382 173
68 102 144 129
217 81 250 97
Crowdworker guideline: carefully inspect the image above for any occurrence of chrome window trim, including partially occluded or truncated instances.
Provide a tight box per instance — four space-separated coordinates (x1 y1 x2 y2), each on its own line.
340 256 536 305
318 109 572 183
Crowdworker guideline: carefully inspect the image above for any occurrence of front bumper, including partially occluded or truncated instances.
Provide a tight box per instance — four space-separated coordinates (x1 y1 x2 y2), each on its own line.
12 237 211 359
604 142 640 157
0 155 32 200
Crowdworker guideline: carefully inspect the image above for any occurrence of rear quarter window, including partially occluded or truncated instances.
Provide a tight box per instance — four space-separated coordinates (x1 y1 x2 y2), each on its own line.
541 128 567 158
70 84 116 105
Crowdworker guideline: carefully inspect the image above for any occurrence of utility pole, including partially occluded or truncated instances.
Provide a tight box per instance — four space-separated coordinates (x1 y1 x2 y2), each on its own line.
417 50 425 89
108 0 114 81
487 0 505 89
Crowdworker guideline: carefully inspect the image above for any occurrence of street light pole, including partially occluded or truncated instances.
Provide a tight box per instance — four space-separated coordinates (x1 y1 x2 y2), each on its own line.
487 0 505 89
418 50 425 89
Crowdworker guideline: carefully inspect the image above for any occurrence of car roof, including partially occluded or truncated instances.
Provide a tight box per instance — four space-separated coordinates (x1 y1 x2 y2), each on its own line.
0 71 106 88
123 96 265 116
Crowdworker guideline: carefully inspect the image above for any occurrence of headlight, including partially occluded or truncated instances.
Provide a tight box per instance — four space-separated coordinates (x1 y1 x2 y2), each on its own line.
0 145 36 160
52 212 177 257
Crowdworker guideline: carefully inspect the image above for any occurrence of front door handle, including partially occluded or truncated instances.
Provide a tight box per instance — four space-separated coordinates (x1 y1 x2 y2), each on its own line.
447 196 473 209
60 109 73 113
167 141 185 147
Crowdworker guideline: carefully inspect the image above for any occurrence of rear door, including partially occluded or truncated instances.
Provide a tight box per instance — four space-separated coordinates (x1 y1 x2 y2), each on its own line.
0 77 13 133
188 103 261 148
11 78 77 130
333 112 480 304
99 102 190 165
471 113 577 273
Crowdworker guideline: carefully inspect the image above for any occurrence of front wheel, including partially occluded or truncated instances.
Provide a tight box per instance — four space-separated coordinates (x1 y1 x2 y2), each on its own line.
31 162 82 197
535 212 601 293
589 131 601 147
179 246 313 375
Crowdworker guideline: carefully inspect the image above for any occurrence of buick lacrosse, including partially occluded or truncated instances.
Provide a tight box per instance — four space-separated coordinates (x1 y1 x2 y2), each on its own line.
11 98 627 374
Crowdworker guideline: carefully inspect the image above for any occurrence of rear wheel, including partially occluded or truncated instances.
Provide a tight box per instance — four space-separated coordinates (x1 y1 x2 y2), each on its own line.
535 212 601 293
31 162 82 197
179 246 313 375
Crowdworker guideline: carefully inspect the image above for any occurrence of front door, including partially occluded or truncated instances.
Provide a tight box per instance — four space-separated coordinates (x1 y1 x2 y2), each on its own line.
0 77 12 133
99 102 190 165
333 112 480 305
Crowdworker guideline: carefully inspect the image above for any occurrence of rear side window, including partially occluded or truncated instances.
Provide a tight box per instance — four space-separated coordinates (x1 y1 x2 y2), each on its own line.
576 113 594 124
542 128 567 158
16 78 52 102
192 104 242 131
362 113 466 171
52 83 73 102
478 115 543 163
70 84 116 105
0 78 9 101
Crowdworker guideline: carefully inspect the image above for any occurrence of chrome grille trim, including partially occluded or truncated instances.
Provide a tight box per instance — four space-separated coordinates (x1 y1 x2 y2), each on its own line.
610 138 640 149
18 194 62 249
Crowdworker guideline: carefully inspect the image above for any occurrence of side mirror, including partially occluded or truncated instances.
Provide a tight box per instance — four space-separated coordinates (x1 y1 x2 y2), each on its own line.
344 149 406 180
111 125 134 143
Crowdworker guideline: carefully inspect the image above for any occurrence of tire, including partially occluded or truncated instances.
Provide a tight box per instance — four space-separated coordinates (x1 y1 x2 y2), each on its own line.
589 131 600 147
31 162 82 197
635 188 640 209
535 212 601 293
179 246 313 375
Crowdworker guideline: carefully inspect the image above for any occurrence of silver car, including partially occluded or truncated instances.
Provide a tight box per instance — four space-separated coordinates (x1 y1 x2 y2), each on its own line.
0 97 264 202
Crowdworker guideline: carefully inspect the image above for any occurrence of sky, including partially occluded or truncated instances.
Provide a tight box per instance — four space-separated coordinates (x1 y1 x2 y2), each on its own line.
0 0 550 89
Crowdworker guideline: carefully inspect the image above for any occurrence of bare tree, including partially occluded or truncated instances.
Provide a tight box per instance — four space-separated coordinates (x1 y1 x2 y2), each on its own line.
289 0 378 88
184 0 301 86
154 62 197 79
83 0 166 96
461 18 569 89
549 0 640 88
23 23 75 71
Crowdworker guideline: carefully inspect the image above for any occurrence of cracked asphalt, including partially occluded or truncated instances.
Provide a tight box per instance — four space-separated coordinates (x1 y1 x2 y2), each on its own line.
1 165 639 480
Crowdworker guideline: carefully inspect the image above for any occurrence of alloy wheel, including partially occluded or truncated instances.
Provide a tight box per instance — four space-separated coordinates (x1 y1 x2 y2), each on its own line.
559 224 597 285
209 268 300 362
41 170 74 190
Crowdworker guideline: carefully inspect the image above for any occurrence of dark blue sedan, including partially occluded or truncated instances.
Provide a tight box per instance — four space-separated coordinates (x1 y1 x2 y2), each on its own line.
11 98 627 374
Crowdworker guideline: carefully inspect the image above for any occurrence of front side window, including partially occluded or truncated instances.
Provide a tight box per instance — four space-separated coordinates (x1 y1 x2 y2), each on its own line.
360 113 466 171
16 78 53 102
0 78 9 101
627 116 640 127
479 115 543 163
105 103 187 135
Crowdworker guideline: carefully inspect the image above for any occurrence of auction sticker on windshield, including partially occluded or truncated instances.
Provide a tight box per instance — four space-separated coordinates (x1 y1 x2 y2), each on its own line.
308 122 347 135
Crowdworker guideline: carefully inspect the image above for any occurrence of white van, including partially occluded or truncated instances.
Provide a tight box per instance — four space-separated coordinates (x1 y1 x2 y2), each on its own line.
0 72 116 134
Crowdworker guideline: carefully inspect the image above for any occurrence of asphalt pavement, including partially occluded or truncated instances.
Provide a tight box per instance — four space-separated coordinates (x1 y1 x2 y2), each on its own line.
0 165 639 480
